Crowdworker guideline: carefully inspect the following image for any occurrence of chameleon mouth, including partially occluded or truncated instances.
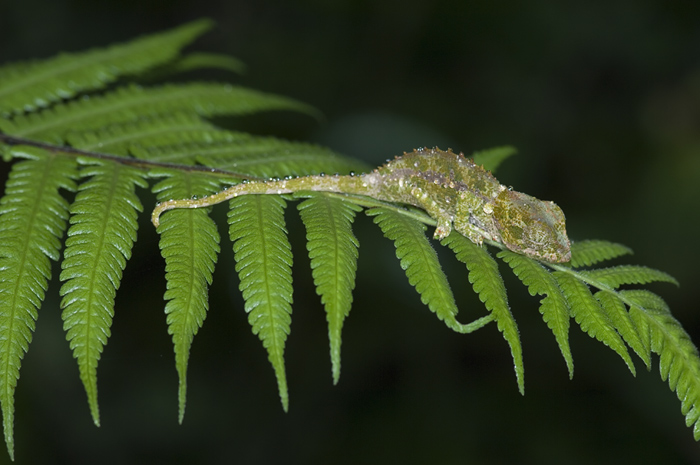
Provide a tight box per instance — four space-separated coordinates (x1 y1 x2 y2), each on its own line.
519 241 571 263
541 247 571 263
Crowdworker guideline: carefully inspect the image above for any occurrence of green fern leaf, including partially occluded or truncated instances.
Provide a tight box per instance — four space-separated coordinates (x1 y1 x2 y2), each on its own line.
66 112 221 156
198 139 370 177
621 290 700 439
0 19 213 116
228 195 293 411
580 265 679 289
623 290 669 384
569 240 633 268
130 132 253 163
553 271 636 375
594 290 651 368
152 169 222 423
471 145 517 173
621 289 669 313
623 291 671 369
442 233 524 393
0 61 31 81
366 207 492 334
296 193 362 384
0 146 77 460
155 52 247 76
135 135 369 176
498 251 574 377
6 82 318 143
59 159 148 426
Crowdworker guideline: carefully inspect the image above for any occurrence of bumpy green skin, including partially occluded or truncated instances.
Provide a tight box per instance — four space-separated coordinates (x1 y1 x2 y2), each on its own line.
152 147 571 263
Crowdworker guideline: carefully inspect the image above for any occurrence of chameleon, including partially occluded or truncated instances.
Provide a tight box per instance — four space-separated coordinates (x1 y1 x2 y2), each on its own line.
151 147 571 263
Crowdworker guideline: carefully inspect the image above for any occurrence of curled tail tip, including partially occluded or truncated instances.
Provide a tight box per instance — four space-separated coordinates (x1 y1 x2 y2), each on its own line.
151 206 163 229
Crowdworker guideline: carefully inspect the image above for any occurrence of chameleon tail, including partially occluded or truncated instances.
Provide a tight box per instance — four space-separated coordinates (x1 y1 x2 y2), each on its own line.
151 173 370 228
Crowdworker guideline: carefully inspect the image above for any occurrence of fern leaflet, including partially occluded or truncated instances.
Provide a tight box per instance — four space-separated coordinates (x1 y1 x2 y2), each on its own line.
59 159 148 426
296 193 362 384
569 240 633 268
151 169 222 423
471 145 517 173
154 52 247 76
441 233 524 393
0 19 213 116
593 290 651 369
66 112 221 156
4 83 318 143
497 250 574 377
135 134 364 177
579 265 679 289
228 195 293 411
366 207 493 334
195 138 370 178
0 146 78 461
553 271 636 375
622 290 700 439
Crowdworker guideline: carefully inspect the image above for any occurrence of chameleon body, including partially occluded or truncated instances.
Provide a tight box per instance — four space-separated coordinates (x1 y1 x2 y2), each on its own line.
152 147 571 263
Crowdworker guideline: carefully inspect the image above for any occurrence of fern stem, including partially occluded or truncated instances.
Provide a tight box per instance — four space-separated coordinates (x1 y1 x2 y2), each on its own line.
546 262 676 311
0 134 261 181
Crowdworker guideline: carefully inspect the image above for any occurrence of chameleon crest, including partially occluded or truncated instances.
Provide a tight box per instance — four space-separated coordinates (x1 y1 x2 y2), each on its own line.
152 148 571 263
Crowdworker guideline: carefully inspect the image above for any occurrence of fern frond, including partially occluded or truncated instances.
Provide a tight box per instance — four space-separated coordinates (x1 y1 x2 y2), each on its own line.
366 207 493 334
0 19 213 116
593 290 651 368
151 169 222 423
6 82 318 143
580 265 679 289
442 234 523 393
228 195 293 411
471 146 517 173
569 240 633 268
59 159 148 426
621 290 700 439
497 251 573 377
553 271 636 375
0 146 78 460
66 112 221 155
296 193 362 384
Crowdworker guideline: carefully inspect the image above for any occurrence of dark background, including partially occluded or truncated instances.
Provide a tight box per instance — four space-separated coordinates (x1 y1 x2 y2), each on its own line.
1 0 699 463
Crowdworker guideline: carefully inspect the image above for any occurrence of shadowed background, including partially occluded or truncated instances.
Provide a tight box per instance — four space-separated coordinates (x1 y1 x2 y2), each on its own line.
1 1 699 463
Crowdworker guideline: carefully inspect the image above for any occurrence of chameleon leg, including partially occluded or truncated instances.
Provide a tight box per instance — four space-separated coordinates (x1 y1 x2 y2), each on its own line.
451 219 489 246
462 227 485 246
432 217 453 240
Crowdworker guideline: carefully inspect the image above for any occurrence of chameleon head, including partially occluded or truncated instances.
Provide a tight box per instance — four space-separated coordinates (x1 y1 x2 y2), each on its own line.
493 190 571 263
